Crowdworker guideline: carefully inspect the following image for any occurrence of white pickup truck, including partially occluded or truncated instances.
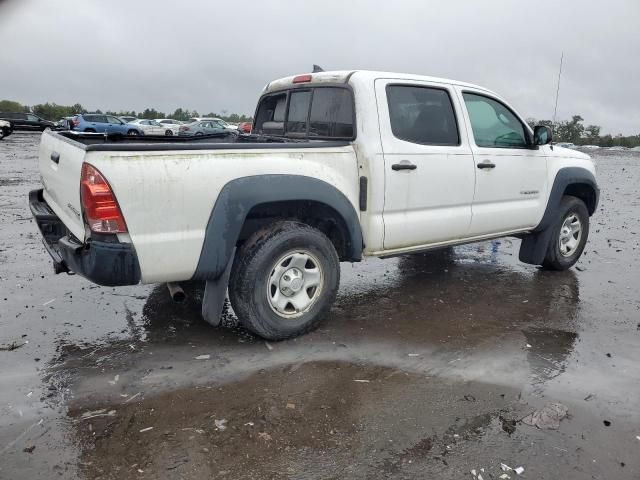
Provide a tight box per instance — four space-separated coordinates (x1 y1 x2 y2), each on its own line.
30 70 599 340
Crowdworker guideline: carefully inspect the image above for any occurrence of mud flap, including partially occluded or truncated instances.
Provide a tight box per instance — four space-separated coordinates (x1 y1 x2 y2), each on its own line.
201 247 235 327
519 228 554 265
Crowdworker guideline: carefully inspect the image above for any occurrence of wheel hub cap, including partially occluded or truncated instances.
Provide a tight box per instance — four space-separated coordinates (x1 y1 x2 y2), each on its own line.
267 251 324 318
279 268 304 295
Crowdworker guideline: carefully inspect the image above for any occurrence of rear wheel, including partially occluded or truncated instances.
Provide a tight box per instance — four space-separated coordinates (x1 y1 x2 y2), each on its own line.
228 221 340 340
542 196 589 270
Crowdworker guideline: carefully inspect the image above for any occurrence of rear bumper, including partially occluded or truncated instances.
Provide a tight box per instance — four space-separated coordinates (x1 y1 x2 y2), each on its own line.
29 189 141 286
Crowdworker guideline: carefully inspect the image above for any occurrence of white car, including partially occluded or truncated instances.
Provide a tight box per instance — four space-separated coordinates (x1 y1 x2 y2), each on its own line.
31 70 600 340
0 119 12 140
127 119 175 136
154 119 183 134
187 117 238 130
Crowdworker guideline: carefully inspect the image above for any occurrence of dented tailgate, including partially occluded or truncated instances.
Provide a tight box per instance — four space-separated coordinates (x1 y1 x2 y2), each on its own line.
38 130 87 241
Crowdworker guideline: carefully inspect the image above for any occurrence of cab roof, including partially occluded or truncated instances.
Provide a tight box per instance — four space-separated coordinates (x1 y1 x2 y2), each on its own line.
263 70 497 97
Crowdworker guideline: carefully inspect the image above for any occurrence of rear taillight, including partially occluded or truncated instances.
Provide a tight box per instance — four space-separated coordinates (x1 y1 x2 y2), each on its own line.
80 163 127 233
180 126 189 131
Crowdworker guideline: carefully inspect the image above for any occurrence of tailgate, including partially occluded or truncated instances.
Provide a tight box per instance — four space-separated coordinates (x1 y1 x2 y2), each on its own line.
38 130 87 241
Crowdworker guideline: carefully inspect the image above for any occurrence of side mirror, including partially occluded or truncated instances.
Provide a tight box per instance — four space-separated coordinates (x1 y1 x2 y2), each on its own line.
533 125 553 145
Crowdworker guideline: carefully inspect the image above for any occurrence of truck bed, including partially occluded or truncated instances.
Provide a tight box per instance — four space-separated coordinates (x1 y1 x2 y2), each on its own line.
56 130 351 151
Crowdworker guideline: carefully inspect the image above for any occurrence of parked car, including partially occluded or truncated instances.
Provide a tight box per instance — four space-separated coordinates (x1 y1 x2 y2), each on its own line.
127 119 175 136
178 120 229 136
155 118 183 126
71 114 144 135
630 146 640 151
555 142 576 149
118 116 137 123
30 70 599 341
581 145 600 150
607 146 627 151
237 121 252 134
56 117 75 130
154 119 183 134
187 117 238 130
0 119 13 140
0 112 55 131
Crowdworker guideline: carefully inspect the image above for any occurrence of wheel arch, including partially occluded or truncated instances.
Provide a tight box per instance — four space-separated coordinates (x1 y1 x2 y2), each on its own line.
520 167 599 265
536 167 599 232
192 175 363 281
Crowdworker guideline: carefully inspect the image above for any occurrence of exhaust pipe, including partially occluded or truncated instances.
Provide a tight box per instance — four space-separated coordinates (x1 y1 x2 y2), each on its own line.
167 282 186 303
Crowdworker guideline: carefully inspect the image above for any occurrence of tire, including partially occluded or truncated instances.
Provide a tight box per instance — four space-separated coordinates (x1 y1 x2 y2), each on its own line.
228 221 340 340
84 128 96 133
165 130 173 136
127 129 139 136
195 132 204 136
542 195 589 270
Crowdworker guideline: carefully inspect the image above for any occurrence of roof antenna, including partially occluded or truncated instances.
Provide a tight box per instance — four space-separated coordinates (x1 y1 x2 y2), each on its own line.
312 64 325 73
552 52 563 132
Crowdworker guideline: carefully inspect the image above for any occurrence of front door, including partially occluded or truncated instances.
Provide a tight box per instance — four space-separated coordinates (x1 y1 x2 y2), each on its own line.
377 79 476 250
458 90 548 236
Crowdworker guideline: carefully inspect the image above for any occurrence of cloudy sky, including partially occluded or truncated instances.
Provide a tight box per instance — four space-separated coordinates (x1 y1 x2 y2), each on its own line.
0 0 638 134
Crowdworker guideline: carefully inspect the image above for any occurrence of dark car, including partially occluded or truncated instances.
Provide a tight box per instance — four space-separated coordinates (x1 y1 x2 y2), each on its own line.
0 112 55 131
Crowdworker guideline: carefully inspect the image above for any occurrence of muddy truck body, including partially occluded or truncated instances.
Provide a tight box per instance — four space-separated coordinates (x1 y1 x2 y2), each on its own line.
30 70 599 339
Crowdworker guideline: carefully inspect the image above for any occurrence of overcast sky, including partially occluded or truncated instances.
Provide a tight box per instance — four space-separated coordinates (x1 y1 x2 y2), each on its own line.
0 0 638 134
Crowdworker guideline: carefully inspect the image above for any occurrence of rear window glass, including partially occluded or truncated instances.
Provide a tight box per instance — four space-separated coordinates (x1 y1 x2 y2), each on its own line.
255 87 354 139
387 85 459 146
286 90 311 134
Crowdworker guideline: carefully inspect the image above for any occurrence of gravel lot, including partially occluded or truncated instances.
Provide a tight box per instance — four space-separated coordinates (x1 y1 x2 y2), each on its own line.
1 132 639 479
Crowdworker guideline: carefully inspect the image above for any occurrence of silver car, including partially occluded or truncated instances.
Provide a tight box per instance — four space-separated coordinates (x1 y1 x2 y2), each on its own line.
178 120 230 136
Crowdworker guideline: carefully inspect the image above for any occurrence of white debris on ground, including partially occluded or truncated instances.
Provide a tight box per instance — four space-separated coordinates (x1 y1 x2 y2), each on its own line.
501 463 525 476
214 419 227 431
522 402 568 429
470 467 486 479
194 354 210 360
80 409 116 420
139 427 153 433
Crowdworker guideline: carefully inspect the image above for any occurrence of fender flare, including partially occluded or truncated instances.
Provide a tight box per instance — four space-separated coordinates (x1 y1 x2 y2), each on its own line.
519 167 600 265
192 174 363 281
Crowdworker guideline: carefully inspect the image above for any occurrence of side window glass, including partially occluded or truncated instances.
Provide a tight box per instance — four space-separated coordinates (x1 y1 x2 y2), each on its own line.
386 85 459 145
286 90 311 134
463 93 527 148
27 114 39 122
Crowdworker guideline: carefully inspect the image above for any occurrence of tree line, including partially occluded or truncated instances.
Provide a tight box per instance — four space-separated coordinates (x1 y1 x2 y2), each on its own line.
526 115 640 148
0 99 253 124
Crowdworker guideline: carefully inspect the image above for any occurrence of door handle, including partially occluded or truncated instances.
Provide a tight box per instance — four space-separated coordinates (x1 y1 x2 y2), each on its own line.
392 162 417 171
50 151 60 164
477 161 496 169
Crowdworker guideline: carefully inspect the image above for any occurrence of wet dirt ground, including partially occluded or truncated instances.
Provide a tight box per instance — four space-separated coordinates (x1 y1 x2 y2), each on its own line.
1 132 639 479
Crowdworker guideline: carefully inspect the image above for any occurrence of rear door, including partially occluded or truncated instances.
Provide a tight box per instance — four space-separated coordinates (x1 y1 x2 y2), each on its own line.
457 90 548 236
39 131 88 240
377 79 476 250
106 116 125 134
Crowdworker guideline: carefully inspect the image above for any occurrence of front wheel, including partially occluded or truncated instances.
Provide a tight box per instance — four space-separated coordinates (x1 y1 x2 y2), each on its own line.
228 221 340 340
542 195 590 270
165 130 173 136
127 129 139 136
